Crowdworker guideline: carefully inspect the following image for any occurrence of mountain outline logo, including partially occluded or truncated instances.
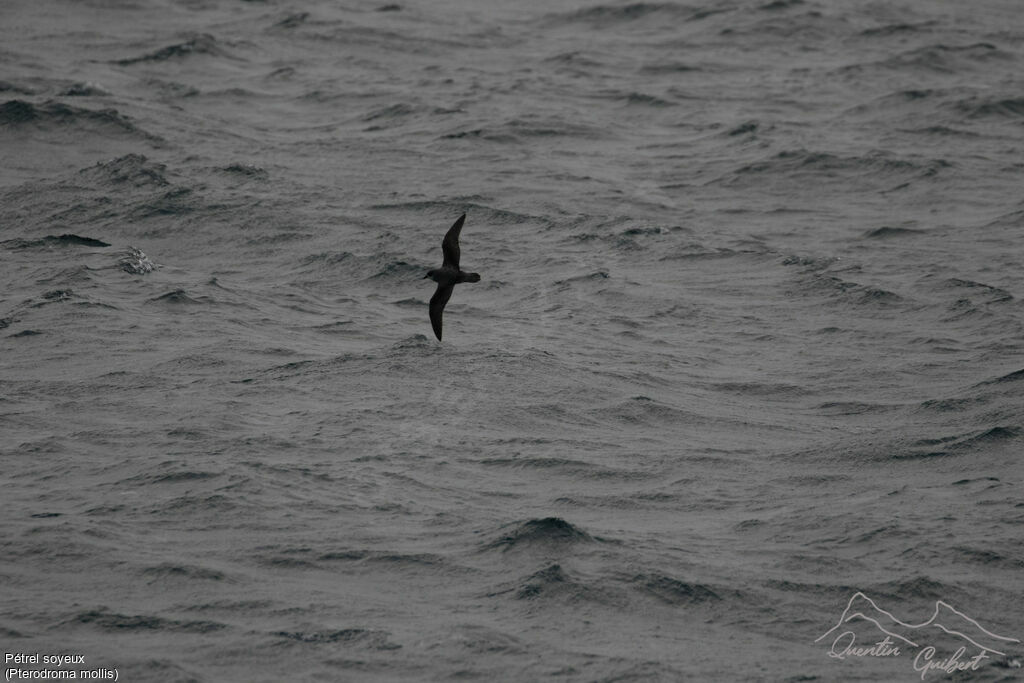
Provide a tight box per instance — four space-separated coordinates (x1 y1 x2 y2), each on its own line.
817 591 1019 656
816 592 1021 678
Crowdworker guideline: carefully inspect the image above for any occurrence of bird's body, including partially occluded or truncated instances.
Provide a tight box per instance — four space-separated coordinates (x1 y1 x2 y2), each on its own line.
424 214 480 340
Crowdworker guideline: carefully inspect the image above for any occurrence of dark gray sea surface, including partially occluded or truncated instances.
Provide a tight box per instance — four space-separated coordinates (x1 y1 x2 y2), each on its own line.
2 0 1023 680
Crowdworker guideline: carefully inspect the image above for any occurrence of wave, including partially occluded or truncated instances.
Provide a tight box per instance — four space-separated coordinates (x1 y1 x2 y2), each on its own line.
839 43 1011 77
128 187 197 219
2 234 109 249
479 455 623 479
78 154 170 187
639 61 701 74
778 426 1013 463
317 549 466 575
716 9 842 41
713 381 810 398
362 102 417 122
273 628 400 649
631 573 725 605
299 251 354 267
510 563 621 606
285 22 482 55
938 278 1013 304
370 200 548 229
859 21 937 38
115 33 227 65
119 247 156 274
296 250 424 284
141 563 227 582
440 624 526 655
271 12 310 30
862 226 925 239
907 124 978 137
957 96 1024 120
892 425 1020 459
621 224 683 237
873 575 957 601
815 401 901 416
440 116 607 143
588 394 705 426
918 396 978 413
0 80 34 95
984 207 1024 230
143 78 199 99
977 368 1024 386
658 244 758 262
951 546 1024 568
724 120 761 137
147 289 205 305
74 609 226 633
482 517 598 552
948 425 1019 446
543 50 606 69
715 149 950 191
843 88 945 120
879 43 1011 74
787 267 909 309
153 494 239 514
622 92 675 107
0 99 44 124
554 270 609 286
59 81 111 97
366 259 421 281
544 3 709 28
38 289 73 304
0 99 159 141
759 0 804 9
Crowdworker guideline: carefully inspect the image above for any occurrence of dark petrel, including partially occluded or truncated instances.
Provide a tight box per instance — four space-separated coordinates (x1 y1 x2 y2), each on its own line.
423 213 480 340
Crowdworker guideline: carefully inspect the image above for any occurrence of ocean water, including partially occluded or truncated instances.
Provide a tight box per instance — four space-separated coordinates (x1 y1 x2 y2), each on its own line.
2 0 1023 680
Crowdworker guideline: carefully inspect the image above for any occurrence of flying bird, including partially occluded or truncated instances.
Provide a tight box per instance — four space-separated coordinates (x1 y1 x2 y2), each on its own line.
423 213 480 340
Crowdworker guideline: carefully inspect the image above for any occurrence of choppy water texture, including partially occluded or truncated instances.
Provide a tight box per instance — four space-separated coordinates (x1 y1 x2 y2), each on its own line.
2 0 1024 680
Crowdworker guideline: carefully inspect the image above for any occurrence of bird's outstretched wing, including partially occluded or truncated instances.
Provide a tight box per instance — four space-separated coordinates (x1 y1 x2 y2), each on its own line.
441 214 466 269
429 283 454 340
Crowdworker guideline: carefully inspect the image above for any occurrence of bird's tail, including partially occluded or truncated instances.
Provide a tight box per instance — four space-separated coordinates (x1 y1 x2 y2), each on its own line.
458 272 481 283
